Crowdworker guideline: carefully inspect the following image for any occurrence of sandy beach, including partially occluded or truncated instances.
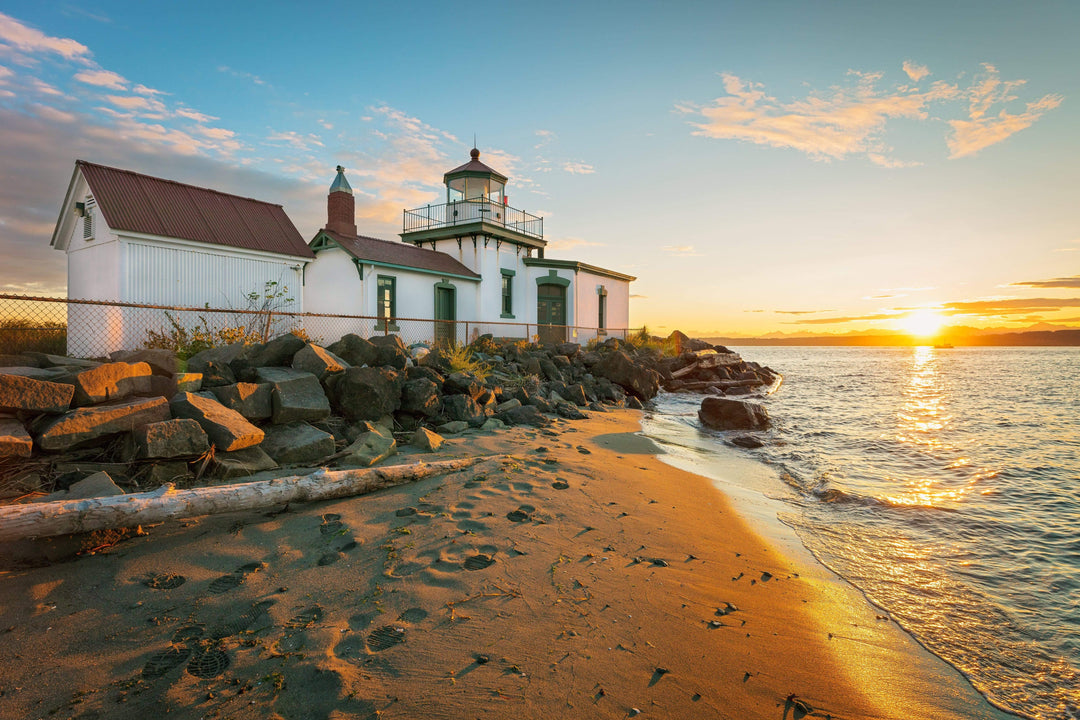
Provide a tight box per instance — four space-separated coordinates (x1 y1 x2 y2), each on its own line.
0 409 1008 720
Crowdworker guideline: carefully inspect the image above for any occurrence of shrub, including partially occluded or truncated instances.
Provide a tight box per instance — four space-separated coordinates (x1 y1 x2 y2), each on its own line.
0 318 67 355
444 342 491 380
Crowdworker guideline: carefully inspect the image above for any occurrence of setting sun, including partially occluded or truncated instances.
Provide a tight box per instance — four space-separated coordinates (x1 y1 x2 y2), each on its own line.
900 310 946 337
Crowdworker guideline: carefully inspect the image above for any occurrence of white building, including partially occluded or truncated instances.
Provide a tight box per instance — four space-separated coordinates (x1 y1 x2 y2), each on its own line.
50 161 313 356
305 150 635 344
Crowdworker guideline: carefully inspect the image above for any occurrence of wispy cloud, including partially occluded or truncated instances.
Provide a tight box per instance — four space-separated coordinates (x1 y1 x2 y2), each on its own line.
787 312 902 325
1011 275 1080 289
546 237 605 252
562 160 595 175
680 62 1061 164
218 65 268 87
775 309 835 315
74 69 127 90
267 130 324 150
0 12 90 62
903 60 930 82
937 297 1080 315
662 245 702 257
947 64 1063 158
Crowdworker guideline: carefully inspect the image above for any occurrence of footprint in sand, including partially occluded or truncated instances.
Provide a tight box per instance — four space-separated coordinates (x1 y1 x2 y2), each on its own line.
397 607 428 623
551 480 570 490
366 625 406 651
142 645 192 679
317 513 360 566
209 599 275 639
463 554 495 571
143 573 186 590
277 605 325 652
507 504 536 522
207 562 267 594
186 647 230 679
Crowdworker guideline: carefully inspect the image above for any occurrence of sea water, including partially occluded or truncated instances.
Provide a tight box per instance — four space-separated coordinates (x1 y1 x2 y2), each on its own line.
640 346 1079 720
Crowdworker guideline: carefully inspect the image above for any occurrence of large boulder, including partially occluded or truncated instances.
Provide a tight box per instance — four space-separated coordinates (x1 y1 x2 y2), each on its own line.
62 361 154 407
292 344 350 381
169 392 264 451
0 418 32 457
109 348 180 376
443 394 486 428
326 334 378 368
209 382 273 421
133 418 209 459
211 446 277 479
331 366 402 422
698 396 769 431
37 396 171 451
254 367 331 424
199 360 237 388
243 333 306 369
400 378 442 418
418 346 452 373
0 373 74 414
411 427 444 452
187 343 247 375
369 335 409 369
260 422 335 465
442 372 482 398
495 404 551 428
592 351 660 400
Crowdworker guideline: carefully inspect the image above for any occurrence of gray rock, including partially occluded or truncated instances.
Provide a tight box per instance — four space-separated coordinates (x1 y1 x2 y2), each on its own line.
0 366 71 381
480 418 506 431
255 367 331 424
0 418 32 457
134 418 209 459
186 343 247 375
142 461 192 486
593 351 660 400
212 445 278 479
496 398 522 412
369 334 409 369
555 342 580 358
169 392 265 451
62 361 154 407
554 400 588 420
400 378 442 418
331 366 402 422
175 373 203 392
245 333 306 368
292 344 350 380
326 334 378 367
109 348 179 375
0 373 74 413
52 471 124 501
261 422 335 465
411 427 444 452
0 354 41 368
437 420 470 434
199 360 236 388
731 434 765 449
443 372 482 398
559 384 589 407
37 396 171 451
209 382 273 421
443 394 486 427
496 405 551 427
346 420 393 443
337 431 396 467
698 396 770 431
418 346 452 373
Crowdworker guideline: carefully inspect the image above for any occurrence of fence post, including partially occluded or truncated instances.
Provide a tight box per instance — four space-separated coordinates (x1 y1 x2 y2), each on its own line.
464 321 469 345
263 311 274 343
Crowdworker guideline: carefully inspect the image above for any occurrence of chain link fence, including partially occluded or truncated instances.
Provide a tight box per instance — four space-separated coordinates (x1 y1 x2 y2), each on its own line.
0 294 638 359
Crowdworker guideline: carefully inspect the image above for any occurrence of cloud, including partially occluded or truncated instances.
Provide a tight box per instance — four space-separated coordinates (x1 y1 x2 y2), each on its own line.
903 60 930 82
0 11 90 62
267 130 324 150
788 312 902 325
629 294 648 299
682 63 1061 164
947 64 1063 158
546 237 605 252
562 161 595 175
775 309 835 315
1011 275 1080 289
73 69 127 90
937 297 1080 315
175 107 217 123
662 245 702 256
218 65 267 87
106 94 166 113
678 71 955 164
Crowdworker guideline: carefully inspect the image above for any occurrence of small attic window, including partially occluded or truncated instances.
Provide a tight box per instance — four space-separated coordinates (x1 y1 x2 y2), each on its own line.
82 196 96 241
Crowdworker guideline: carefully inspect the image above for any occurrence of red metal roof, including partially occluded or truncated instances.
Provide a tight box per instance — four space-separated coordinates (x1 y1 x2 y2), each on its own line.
77 160 314 259
318 228 480 279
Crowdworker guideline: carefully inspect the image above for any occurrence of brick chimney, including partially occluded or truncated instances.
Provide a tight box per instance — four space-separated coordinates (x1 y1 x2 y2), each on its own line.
326 165 356 236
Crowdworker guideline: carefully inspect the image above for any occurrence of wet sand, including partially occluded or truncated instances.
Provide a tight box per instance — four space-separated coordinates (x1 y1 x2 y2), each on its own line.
0 409 1007 719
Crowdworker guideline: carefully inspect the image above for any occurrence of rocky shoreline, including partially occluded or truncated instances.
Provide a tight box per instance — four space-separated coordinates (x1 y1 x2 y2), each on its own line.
0 330 779 522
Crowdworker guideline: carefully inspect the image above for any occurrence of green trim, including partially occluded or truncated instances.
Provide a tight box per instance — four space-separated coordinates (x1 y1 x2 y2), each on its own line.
401 222 545 248
500 268 516 277
377 275 397 331
352 258 363 280
536 270 570 288
433 279 456 291
500 312 516 319
366 259 479 282
524 257 636 282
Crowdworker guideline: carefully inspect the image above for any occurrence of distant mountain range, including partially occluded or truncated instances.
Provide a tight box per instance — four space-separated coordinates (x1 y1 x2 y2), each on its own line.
695 324 1080 347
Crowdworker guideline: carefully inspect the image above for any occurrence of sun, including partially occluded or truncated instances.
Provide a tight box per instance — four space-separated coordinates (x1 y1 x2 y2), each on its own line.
900 310 946 338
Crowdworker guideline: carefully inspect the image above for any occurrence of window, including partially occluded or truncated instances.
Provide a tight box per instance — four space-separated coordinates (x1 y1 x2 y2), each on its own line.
500 269 515 318
598 286 608 333
377 275 396 330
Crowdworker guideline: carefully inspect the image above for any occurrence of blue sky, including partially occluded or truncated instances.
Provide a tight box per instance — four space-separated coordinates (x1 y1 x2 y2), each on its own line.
1 1 1077 336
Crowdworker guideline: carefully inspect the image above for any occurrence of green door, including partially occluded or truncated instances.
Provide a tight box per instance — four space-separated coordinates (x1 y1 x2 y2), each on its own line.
537 283 566 345
434 286 456 345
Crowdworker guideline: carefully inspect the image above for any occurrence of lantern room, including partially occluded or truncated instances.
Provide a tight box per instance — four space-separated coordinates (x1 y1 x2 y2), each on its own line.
445 148 508 204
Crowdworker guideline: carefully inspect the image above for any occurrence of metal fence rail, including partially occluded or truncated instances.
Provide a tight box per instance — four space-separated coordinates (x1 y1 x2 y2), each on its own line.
0 293 638 359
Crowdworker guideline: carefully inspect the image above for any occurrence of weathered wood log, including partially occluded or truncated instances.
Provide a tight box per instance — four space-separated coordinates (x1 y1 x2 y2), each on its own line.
0 455 498 541
670 361 700 379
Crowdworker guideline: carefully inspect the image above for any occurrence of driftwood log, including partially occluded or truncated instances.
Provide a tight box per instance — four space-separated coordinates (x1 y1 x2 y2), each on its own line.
0 456 497 542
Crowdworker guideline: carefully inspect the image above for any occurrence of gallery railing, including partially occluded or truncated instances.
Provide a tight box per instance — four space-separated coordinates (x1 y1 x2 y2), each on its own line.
0 293 635 359
403 199 543 240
